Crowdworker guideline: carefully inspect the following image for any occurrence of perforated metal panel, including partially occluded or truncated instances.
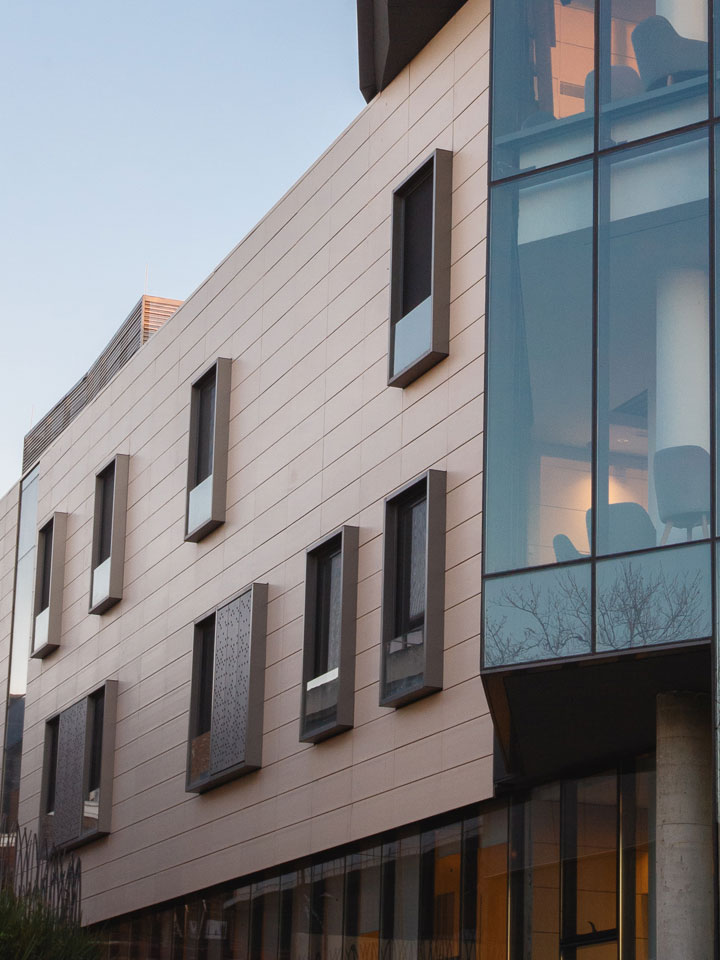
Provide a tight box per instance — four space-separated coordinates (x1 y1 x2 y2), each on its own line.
209 590 252 775
54 699 87 847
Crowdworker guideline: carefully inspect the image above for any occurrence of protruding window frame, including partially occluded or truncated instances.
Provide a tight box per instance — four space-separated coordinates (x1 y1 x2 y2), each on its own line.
186 583 268 793
38 680 118 851
300 525 359 743
185 357 232 543
387 149 453 389
380 470 446 707
31 511 67 659
89 453 129 615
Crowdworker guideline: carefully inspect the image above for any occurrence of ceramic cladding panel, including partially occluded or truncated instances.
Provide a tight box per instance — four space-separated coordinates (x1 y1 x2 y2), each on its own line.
53 699 87 847
210 591 252 775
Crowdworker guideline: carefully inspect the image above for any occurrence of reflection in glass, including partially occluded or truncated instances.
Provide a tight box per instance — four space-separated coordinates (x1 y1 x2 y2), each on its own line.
486 165 593 574
381 835 421 960
419 824 462 960
601 0 708 148
595 544 711 650
514 783 562 957
572 775 618 940
483 564 591 667
597 131 709 556
492 0 595 178
461 808 508 960
345 847 381 960
251 877 280 960
310 858 344 960
224 885 252 960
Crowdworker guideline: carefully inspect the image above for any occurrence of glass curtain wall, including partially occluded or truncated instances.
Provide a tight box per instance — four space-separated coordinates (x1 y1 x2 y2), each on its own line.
485 0 715 669
100 766 649 960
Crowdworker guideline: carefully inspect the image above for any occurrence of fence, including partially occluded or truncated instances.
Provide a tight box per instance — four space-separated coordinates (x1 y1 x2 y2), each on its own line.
0 818 82 924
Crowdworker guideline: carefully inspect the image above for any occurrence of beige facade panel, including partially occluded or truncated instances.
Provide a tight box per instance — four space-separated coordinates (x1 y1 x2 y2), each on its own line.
16 0 491 926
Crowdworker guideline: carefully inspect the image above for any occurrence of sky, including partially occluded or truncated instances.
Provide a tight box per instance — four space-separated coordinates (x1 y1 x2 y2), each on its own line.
0 0 366 497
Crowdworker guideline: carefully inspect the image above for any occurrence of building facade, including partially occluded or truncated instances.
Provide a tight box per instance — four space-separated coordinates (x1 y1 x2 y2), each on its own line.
0 0 717 957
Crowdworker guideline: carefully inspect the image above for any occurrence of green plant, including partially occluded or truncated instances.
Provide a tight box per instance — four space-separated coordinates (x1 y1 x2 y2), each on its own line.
0 888 104 960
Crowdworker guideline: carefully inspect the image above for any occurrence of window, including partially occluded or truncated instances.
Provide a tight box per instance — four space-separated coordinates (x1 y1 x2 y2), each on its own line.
491 0 708 179
185 357 232 542
32 512 67 659
381 470 446 707
300 526 358 742
39 681 117 850
89 454 129 614
388 150 452 388
187 583 268 792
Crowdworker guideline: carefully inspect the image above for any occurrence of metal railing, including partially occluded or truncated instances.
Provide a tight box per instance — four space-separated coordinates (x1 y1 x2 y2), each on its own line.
0 819 82 924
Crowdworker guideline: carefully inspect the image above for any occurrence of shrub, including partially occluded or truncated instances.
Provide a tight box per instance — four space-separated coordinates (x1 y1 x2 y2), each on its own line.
0 888 103 960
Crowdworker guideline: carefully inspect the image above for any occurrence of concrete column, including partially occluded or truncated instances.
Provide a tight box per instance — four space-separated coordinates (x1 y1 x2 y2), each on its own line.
656 691 713 960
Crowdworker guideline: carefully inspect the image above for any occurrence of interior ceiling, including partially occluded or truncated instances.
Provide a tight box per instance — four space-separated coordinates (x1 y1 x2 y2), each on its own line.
357 0 469 102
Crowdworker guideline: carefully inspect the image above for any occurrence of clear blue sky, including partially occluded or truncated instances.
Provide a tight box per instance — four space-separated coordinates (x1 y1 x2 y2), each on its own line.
0 0 365 497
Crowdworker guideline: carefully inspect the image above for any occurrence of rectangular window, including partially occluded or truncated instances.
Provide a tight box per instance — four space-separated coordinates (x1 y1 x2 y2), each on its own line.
39 681 117 850
90 454 129 614
381 470 446 707
388 150 452 388
32 512 67 659
300 527 358 743
185 357 232 542
187 583 268 792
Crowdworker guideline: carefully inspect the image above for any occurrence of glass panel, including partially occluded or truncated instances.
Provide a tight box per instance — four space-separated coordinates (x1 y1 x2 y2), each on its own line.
188 473 214 533
402 170 433 315
601 0 708 148
196 369 216 487
573 946 617 959
572 775 617 938
345 847 381 960
461 809 508 960
595 543 711 650
483 564 591 667
491 0 595 179
310 858 344 960
597 130 710 555
251 877 280 960
526 784 562 959
419 823 462 960
98 460 115 564
393 298 433 376
83 689 104 832
92 556 112 607
39 518 53 612
381 835 420 960
224 885 252 960
486 164 593 574
621 761 655 960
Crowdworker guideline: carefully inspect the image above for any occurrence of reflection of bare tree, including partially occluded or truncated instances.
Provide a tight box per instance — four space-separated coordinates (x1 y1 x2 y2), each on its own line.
597 560 707 650
484 568 591 666
485 559 709 668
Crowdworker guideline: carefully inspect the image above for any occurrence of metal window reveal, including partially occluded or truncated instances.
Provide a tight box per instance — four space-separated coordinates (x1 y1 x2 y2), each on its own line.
53 700 87 848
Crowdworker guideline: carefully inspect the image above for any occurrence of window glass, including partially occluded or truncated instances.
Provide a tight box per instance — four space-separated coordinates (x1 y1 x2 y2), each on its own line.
492 0 595 179
595 543 711 650
518 784 562 959
461 809 509 960
251 877 280 960
45 718 59 814
597 130 709 555
315 544 342 678
601 0 708 148
402 171 433 316
190 615 215 786
39 518 53 612
570 774 618 940
310 858 344 960
224 885 252 960
345 847 381 960
195 369 216 487
381 835 420 960
483 563 591 667
486 163 593 574
419 823 462 960
98 460 115 565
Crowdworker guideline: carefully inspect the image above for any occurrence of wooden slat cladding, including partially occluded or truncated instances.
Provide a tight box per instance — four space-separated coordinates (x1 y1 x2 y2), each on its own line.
142 295 182 344
23 296 182 472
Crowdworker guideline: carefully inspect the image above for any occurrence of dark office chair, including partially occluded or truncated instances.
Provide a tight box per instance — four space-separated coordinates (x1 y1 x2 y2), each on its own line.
584 65 643 110
631 15 708 91
587 502 657 554
654 445 710 545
